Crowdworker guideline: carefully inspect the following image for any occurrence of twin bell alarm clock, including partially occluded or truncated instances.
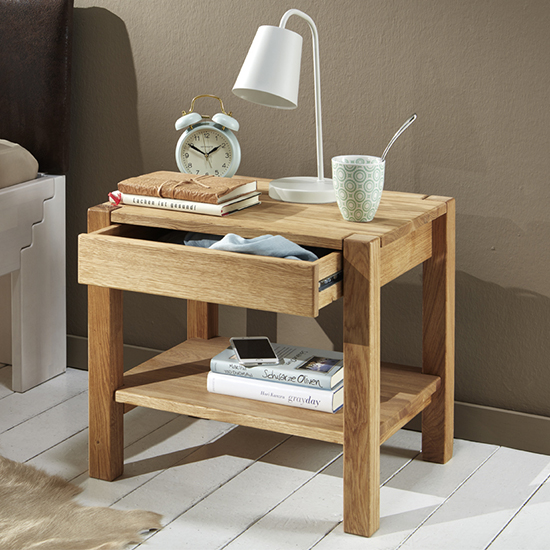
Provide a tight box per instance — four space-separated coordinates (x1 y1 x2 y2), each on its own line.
175 94 241 177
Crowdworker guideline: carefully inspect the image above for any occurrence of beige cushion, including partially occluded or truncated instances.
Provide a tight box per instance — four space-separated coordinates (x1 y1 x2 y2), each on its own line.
0 139 39 189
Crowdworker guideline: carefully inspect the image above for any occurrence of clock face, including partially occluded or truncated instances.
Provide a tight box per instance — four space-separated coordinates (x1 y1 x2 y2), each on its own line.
178 127 234 177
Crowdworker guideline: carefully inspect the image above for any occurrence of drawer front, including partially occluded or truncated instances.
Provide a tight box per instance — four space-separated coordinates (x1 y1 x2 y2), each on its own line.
78 225 342 317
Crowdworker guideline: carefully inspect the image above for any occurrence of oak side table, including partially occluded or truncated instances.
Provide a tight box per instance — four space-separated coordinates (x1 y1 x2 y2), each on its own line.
78 178 455 537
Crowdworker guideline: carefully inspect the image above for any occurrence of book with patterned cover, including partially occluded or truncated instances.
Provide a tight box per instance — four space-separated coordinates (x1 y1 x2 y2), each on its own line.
210 343 344 390
117 171 257 204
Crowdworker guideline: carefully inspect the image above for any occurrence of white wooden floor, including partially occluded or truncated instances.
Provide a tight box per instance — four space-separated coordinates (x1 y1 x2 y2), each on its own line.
1 365 550 549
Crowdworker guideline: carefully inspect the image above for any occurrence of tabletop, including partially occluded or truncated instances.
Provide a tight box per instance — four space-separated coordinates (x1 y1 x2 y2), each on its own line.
106 178 449 250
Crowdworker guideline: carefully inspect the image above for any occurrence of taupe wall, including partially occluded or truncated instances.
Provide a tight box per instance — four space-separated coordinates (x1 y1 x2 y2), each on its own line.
68 1 550 417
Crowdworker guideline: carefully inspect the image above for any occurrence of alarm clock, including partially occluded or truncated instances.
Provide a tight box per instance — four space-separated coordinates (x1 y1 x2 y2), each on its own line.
175 94 241 177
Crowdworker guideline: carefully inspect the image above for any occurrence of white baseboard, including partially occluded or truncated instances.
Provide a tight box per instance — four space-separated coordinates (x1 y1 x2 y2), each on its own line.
67 335 550 456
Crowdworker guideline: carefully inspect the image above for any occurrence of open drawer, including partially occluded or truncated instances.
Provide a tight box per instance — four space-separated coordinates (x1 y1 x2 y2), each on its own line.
78 224 342 317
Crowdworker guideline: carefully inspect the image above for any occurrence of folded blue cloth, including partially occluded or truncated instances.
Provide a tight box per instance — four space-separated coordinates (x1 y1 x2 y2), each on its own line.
182 232 220 248
184 232 318 261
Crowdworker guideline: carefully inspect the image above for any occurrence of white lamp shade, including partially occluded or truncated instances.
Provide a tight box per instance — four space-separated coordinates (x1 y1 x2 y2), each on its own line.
233 25 303 110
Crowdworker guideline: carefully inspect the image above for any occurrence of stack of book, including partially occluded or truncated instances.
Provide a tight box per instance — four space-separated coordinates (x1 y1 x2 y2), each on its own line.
207 342 344 413
108 170 260 216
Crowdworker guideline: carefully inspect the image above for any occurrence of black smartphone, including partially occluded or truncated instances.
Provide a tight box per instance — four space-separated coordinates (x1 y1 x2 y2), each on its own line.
229 336 280 366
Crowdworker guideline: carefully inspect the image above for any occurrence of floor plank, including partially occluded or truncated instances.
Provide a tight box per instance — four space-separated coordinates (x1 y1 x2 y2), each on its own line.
1 367 550 550
136 436 342 549
398 447 550 550
0 367 87 434
27 407 183 480
313 439 499 550
223 429 422 550
0 390 89 462
489 475 550 550
75 421 280 524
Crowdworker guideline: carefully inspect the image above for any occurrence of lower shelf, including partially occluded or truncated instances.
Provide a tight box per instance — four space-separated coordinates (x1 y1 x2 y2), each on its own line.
116 337 440 445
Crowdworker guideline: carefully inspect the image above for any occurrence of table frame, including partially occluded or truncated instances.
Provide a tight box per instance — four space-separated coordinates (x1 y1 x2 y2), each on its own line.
81 184 455 537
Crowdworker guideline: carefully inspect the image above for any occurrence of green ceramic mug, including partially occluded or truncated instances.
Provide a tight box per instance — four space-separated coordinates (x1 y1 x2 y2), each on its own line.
331 155 385 222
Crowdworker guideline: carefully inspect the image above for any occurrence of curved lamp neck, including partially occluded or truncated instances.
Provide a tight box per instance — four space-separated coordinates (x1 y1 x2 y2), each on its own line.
279 10 324 182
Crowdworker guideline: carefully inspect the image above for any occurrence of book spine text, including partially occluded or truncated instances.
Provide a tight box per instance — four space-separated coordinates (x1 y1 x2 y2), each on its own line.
207 372 339 413
110 191 224 215
210 358 333 389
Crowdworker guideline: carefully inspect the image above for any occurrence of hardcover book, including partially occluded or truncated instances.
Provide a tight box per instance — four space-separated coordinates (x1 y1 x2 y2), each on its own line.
210 343 344 390
109 190 260 216
207 372 343 413
117 171 257 204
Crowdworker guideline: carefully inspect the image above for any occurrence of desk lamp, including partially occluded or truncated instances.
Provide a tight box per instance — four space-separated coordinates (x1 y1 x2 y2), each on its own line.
232 9 335 203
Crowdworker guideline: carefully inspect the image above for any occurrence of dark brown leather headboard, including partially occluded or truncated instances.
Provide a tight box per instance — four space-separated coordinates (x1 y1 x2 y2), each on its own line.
0 0 73 175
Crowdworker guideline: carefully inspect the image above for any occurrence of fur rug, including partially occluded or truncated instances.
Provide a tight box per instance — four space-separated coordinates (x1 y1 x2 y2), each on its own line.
0 455 162 550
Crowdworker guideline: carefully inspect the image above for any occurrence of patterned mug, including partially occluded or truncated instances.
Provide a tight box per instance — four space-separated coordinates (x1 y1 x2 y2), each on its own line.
331 155 385 222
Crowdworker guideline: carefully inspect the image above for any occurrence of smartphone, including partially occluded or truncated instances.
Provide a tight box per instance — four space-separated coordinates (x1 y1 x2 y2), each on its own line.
229 336 280 366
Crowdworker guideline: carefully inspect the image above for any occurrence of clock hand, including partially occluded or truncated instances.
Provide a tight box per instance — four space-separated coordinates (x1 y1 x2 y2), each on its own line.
208 145 222 154
201 134 213 167
188 144 206 156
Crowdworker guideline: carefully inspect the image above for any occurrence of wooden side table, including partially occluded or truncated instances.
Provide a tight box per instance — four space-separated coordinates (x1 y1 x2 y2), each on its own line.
78 179 455 537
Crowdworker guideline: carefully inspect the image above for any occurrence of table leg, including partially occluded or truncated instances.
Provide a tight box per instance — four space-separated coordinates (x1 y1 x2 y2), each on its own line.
87 204 124 480
88 285 124 480
422 198 456 463
343 235 381 537
187 300 219 340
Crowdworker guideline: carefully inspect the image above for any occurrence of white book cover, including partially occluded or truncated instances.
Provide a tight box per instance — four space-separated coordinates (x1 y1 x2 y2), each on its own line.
108 190 260 216
207 371 343 413
210 343 343 390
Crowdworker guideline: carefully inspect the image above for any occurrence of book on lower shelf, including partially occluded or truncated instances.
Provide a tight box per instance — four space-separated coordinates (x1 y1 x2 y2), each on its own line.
108 190 260 216
207 371 343 413
210 343 343 390
117 171 257 204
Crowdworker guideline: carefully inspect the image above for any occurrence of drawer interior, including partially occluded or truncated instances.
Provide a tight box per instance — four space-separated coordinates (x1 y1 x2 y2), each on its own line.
100 225 337 260
79 224 343 316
